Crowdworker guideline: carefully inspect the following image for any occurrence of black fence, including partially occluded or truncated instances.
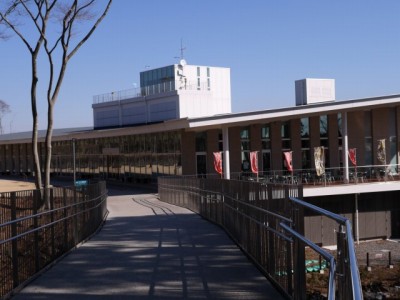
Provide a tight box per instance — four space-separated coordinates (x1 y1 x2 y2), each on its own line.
0 181 108 299
158 177 363 300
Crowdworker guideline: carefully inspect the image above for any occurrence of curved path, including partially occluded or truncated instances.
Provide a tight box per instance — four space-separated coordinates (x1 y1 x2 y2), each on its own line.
12 187 284 299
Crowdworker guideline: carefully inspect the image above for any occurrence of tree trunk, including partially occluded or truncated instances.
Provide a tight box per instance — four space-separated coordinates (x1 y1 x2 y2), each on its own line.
44 102 54 209
31 56 42 192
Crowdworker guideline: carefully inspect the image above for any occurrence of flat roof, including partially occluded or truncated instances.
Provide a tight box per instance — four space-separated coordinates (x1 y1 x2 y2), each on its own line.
2 93 400 143
186 93 400 130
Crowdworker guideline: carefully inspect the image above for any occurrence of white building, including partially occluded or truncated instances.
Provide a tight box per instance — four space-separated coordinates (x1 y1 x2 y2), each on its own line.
295 78 335 106
92 60 231 129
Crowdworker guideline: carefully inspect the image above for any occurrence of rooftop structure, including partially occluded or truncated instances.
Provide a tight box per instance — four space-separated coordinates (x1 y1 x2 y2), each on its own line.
295 78 335 106
92 61 231 129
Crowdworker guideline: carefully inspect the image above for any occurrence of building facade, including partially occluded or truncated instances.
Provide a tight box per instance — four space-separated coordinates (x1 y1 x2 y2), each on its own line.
1 65 400 242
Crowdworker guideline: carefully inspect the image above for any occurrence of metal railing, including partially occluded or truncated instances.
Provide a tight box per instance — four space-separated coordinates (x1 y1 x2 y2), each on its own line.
93 80 210 104
231 163 400 186
0 181 108 299
158 176 363 299
282 197 363 300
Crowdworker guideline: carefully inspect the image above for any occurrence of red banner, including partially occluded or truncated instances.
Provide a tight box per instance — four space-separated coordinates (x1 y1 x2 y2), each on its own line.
250 151 258 174
213 152 223 175
283 151 293 172
348 148 357 166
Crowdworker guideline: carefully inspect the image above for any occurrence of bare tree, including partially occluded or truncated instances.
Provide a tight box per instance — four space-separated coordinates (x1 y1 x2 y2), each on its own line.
0 0 112 208
0 100 11 134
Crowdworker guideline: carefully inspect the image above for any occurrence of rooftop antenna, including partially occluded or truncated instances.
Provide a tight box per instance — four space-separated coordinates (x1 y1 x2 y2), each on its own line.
180 38 186 59
178 38 187 66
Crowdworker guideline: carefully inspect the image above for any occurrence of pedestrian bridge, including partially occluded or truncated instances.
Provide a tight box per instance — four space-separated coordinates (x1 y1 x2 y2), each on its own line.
11 187 284 299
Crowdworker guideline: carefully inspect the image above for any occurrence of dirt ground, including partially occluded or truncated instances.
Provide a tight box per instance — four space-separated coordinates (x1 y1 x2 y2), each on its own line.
306 239 400 299
0 178 36 192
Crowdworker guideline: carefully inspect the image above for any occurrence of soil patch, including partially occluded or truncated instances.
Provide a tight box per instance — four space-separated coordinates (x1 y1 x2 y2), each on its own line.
0 179 36 193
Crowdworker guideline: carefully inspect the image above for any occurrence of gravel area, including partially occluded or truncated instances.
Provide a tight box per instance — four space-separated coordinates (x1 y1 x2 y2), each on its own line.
354 239 400 266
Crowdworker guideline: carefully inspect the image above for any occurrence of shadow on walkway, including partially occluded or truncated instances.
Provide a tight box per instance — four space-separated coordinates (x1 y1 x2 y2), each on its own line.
12 187 284 299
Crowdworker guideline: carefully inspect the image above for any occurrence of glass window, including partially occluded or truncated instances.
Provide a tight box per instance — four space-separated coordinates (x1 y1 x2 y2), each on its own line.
157 68 161 81
261 126 269 139
261 125 270 150
262 151 271 173
218 132 223 152
364 111 371 136
337 113 342 137
300 118 309 138
241 128 249 139
389 136 397 172
173 132 181 154
320 115 328 137
281 121 291 150
320 115 328 148
195 132 207 152
364 137 372 165
281 121 290 138
161 67 166 79
301 149 311 169
207 67 210 77
300 118 310 169
241 128 250 171
301 140 310 149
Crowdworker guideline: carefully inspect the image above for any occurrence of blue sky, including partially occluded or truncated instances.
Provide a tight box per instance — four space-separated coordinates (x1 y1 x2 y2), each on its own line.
1 1 400 133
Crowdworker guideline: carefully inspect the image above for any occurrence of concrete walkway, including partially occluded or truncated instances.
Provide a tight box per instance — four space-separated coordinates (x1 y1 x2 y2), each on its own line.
12 187 284 299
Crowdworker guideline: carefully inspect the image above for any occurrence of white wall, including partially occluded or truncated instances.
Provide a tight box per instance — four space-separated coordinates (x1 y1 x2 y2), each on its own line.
295 78 335 106
177 65 231 118
92 64 231 128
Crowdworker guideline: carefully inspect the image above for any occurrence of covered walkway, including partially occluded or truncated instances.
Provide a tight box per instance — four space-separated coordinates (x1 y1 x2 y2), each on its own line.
12 187 284 299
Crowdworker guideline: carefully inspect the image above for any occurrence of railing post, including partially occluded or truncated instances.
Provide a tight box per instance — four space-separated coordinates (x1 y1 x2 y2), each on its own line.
33 190 40 272
292 202 306 300
266 183 273 275
11 192 19 288
50 188 55 258
63 187 68 251
286 238 293 297
336 224 351 299
73 186 79 244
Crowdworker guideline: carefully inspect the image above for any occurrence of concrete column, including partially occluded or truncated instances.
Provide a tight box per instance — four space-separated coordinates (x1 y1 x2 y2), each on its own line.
342 112 349 183
222 127 230 179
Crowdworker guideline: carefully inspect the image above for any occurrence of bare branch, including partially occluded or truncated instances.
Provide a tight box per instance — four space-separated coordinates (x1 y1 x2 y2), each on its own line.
68 0 112 60
0 100 11 114
0 1 35 51
0 99 11 135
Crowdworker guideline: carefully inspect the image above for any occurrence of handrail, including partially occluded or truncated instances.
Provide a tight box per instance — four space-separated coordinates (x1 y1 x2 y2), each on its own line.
289 196 348 224
288 196 363 300
280 222 337 300
163 183 293 223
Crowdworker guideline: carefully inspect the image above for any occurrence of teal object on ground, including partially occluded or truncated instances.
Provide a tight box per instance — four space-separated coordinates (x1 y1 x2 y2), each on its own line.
75 180 88 186
305 259 327 273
